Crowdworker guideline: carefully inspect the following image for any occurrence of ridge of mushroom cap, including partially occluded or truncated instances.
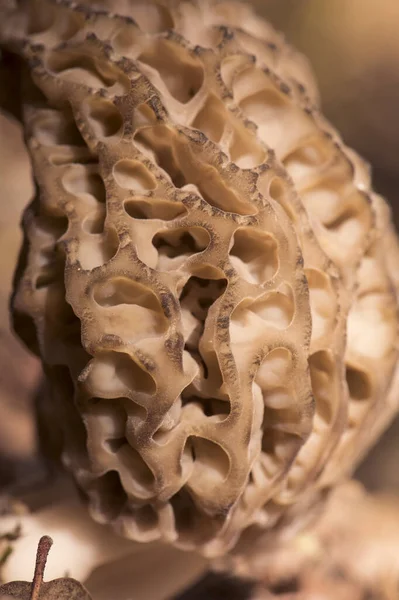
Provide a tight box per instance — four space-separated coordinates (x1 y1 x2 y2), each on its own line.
3 0 399 556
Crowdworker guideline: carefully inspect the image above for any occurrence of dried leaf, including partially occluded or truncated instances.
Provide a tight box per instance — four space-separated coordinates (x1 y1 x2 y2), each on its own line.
0 579 92 600
0 536 92 600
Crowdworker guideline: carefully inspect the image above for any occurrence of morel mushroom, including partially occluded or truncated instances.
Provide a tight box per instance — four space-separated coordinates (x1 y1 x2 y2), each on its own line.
1 0 399 560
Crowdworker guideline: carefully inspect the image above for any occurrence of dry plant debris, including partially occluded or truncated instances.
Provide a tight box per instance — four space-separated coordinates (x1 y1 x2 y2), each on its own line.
0 0 398 560
0 535 92 599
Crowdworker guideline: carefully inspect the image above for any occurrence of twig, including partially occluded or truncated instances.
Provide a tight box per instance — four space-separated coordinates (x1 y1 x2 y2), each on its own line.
30 535 53 600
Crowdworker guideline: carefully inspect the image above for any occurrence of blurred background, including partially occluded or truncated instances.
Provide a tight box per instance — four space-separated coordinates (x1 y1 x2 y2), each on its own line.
0 0 398 592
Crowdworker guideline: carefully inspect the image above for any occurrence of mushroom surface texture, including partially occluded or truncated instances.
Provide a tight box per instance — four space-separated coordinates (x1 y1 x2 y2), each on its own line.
1 0 399 557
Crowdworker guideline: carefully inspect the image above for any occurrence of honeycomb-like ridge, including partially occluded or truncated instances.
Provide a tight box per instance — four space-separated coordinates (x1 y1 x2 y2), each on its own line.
2 0 399 555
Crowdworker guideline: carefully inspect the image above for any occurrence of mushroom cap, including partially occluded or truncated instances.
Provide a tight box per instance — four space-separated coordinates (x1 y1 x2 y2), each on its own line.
4 0 399 556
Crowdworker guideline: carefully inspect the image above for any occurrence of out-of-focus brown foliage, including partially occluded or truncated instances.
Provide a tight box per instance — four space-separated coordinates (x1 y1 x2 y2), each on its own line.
0 112 40 476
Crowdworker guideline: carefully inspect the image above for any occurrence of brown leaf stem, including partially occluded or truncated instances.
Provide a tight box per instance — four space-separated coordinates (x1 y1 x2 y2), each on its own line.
30 536 53 600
